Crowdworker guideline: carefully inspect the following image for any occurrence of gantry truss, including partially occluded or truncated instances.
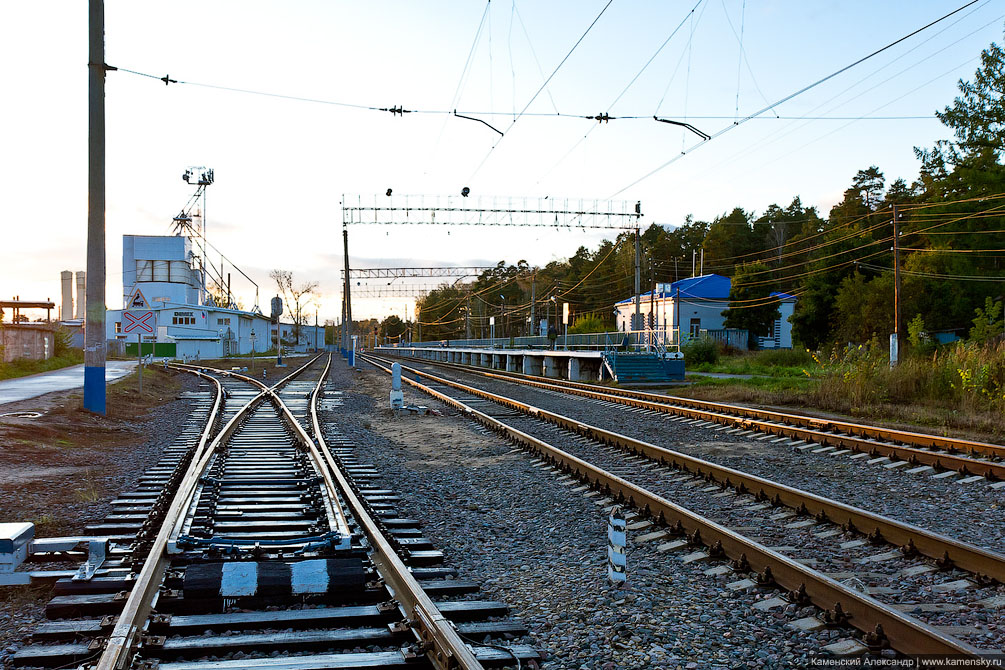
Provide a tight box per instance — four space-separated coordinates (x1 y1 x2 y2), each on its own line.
343 266 493 279
341 194 642 230
349 285 444 298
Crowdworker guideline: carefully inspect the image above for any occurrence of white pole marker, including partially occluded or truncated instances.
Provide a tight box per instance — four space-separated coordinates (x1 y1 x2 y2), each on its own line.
608 506 627 584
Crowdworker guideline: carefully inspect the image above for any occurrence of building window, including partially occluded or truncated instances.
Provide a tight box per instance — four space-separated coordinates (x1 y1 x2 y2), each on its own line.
217 318 230 326
114 322 121 333
172 314 196 325
689 318 701 338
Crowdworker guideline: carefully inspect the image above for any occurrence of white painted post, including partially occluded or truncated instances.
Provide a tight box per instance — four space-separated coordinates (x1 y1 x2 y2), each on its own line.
390 362 404 410
607 506 627 584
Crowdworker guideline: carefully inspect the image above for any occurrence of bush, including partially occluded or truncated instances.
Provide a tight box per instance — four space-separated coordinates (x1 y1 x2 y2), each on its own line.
970 297 1003 343
751 348 814 368
568 315 606 334
53 327 74 357
683 338 719 365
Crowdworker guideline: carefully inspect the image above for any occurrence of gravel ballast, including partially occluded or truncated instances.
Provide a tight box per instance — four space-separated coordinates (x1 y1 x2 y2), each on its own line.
384 358 1005 555
326 359 879 668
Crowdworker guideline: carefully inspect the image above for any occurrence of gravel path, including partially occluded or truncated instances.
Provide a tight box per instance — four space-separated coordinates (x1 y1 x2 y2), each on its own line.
327 359 881 668
389 359 1005 555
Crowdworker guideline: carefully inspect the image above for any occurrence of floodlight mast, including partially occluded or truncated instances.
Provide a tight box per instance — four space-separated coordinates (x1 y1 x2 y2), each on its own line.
182 167 213 304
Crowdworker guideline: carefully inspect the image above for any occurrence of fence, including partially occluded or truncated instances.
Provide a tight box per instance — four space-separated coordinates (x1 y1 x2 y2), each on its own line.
698 328 749 350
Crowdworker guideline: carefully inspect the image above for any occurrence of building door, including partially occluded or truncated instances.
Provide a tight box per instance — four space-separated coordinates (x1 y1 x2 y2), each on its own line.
689 318 701 338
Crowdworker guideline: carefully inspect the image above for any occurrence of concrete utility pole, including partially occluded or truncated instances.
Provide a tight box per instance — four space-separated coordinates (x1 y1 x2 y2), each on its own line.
634 226 641 331
649 255 655 347
84 0 107 414
530 272 536 337
891 203 902 366
465 293 471 339
342 224 352 351
675 286 680 345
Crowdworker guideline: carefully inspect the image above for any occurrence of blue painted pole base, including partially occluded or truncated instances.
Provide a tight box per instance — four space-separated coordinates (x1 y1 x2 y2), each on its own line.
83 365 106 414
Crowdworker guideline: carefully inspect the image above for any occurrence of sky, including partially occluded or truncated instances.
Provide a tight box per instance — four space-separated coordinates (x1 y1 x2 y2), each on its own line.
1 1 1002 322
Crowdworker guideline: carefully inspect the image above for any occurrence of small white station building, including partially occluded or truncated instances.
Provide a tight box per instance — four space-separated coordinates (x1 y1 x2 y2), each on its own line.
615 274 797 349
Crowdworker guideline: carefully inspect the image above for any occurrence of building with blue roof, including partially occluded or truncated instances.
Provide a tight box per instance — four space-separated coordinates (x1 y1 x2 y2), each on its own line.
614 274 797 349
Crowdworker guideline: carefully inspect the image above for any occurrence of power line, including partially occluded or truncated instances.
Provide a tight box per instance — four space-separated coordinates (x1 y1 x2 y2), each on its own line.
858 261 1005 282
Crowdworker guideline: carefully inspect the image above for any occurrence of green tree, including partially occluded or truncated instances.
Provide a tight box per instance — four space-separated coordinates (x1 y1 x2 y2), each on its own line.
721 262 780 350
379 315 407 342
851 166 886 210
789 274 836 350
832 272 893 344
970 297 1004 342
702 208 761 276
568 315 605 334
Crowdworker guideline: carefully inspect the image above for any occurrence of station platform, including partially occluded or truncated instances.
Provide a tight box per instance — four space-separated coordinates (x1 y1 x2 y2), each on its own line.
377 346 606 381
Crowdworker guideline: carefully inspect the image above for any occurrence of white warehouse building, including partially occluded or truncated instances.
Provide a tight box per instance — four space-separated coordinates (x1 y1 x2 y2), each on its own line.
105 235 323 359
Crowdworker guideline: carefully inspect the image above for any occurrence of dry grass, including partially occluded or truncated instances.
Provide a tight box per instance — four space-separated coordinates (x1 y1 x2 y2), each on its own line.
676 340 1005 442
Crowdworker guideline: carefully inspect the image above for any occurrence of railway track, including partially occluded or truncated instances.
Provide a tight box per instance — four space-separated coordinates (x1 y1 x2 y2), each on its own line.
362 352 1005 661
379 351 1005 482
11 355 537 670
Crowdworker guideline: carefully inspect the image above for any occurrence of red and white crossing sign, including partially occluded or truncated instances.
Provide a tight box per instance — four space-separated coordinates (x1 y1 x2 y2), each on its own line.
123 310 155 334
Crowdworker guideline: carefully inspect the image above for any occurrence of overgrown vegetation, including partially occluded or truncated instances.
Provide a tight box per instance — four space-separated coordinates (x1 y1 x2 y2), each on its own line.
682 338 719 365
811 336 1004 416
0 349 84 380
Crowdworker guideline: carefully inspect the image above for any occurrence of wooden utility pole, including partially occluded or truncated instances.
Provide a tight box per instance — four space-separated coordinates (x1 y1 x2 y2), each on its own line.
84 0 107 414
891 203 902 366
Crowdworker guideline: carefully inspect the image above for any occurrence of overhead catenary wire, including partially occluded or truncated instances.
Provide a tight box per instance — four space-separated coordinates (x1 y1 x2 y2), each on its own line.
610 0 983 197
113 65 944 125
467 0 616 180
703 0 994 173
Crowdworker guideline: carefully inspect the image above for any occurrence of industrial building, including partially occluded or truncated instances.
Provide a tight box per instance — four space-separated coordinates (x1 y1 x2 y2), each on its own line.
614 274 797 349
95 235 321 360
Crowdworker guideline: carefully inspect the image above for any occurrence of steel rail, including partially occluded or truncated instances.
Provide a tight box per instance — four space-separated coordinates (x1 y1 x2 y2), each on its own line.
362 353 988 659
95 356 323 670
307 355 484 670
171 356 354 543
382 353 1005 479
367 354 1005 583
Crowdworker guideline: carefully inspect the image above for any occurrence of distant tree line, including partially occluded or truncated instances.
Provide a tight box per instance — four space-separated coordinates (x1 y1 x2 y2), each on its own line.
401 35 1005 349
